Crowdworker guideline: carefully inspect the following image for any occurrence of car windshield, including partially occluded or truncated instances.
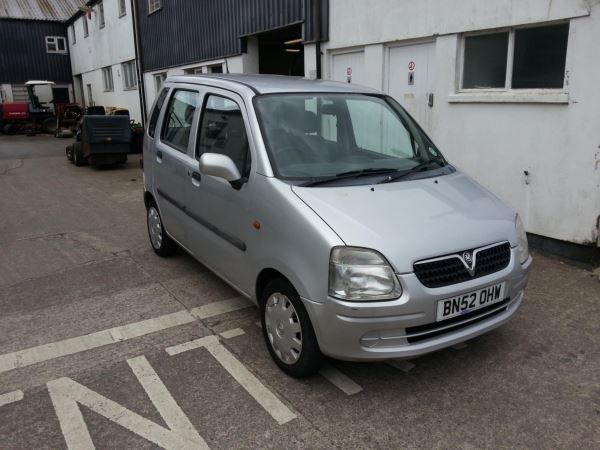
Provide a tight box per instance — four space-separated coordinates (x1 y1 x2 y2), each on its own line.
253 93 446 183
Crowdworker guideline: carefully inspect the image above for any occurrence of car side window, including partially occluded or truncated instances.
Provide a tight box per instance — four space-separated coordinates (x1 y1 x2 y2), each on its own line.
161 89 199 153
197 95 251 177
148 87 168 138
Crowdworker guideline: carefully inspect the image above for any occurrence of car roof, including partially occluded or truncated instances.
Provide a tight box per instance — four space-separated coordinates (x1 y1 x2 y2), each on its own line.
166 74 380 95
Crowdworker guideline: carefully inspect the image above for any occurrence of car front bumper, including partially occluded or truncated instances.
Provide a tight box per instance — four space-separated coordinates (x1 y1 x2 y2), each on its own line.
302 249 532 361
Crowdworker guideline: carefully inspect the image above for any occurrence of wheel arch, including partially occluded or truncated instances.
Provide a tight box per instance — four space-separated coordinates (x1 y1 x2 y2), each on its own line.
255 268 290 305
144 190 155 209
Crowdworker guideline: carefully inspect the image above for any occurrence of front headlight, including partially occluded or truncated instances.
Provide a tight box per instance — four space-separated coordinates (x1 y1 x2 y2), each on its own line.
516 214 530 264
328 247 402 301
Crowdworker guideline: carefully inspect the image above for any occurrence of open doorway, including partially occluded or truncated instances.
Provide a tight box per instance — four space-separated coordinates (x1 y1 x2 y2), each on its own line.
257 24 304 76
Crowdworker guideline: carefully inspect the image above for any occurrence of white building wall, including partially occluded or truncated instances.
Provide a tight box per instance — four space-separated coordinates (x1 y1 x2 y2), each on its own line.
68 0 141 122
323 0 600 245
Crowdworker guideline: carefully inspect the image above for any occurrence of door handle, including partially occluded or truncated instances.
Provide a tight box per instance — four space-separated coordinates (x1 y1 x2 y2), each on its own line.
156 150 163 163
428 93 434 108
191 171 201 187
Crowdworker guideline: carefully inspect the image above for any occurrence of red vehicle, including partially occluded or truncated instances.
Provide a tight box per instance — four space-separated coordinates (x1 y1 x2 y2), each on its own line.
0 80 78 135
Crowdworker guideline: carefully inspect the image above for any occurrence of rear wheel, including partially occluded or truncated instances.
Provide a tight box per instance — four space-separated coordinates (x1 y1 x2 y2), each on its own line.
66 145 74 163
73 143 87 166
260 278 322 377
147 201 177 257
42 117 57 134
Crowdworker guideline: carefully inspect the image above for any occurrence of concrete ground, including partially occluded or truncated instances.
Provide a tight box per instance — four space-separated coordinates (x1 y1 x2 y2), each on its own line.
0 134 598 449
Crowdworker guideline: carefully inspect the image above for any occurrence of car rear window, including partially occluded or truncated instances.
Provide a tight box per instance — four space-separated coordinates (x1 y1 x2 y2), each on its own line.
148 87 169 138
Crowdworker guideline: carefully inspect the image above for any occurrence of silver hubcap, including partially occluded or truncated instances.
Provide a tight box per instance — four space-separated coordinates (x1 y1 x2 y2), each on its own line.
148 206 163 249
265 293 302 364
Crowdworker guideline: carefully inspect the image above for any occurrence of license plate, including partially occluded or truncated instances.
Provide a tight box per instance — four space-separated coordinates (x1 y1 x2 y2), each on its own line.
436 282 506 322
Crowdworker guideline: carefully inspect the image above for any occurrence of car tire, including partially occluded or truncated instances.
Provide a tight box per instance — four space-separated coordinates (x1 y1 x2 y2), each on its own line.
146 201 177 257
66 145 74 163
260 278 323 378
73 143 87 167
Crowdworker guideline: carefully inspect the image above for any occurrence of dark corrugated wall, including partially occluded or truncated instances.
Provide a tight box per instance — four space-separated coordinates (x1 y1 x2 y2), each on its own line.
0 19 72 84
137 0 328 72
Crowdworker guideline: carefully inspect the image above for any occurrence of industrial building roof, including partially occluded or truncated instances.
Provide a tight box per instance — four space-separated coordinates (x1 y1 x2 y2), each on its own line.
0 0 85 22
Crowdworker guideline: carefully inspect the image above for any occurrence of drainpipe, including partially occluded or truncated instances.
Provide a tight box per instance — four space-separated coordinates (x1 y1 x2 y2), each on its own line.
131 0 147 126
313 0 322 79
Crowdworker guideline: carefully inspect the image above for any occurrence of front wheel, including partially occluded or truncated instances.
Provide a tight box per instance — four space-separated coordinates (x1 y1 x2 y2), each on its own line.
147 201 177 257
260 278 322 377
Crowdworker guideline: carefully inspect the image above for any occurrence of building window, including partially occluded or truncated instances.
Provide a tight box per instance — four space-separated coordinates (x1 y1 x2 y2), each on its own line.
122 60 138 90
102 67 114 92
208 64 223 74
118 0 127 16
86 84 94 106
70 25 76 44
183 67 203 74
98 2 105 28
461 23 569 91
83 16 89 37
148 0 162 14
46 36 67 54
154 73 167 93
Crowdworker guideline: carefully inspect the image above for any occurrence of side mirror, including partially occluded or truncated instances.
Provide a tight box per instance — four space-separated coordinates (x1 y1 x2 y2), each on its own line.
199 153 243 188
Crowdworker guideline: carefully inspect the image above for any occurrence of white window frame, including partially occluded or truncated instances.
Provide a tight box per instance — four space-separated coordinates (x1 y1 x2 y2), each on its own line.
83 16 89 37
45 36 67 54
154 72 167 93
118 0 127 17
454 22 570 103
122 60 138 90
98 1 105 29
102 66 114 92
148 0 162 14
86 84 94 106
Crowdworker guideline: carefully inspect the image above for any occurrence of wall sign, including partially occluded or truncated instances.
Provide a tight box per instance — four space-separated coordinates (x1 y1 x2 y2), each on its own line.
408 61 415 70
346 67 352 83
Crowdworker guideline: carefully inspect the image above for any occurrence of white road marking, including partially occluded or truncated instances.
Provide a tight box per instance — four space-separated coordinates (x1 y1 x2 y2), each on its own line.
386 360 416 373
166 335 296 425
190 297 252 320
0 390 24 407
48 356 208 450
219 328 245 339
319 364 363 396
452 342 467 350
0 297 251 374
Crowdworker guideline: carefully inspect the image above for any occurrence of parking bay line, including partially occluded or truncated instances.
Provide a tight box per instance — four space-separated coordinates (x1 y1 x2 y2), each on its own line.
0 390 24 407
0 297 252 374
166 332 297 425
319 364 363 396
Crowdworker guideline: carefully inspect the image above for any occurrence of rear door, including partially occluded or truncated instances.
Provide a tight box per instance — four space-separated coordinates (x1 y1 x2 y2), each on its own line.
152 88 201 244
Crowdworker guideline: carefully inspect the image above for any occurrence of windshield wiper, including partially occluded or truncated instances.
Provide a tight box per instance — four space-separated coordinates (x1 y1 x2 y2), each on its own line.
377 159 446 184
300 168 399 187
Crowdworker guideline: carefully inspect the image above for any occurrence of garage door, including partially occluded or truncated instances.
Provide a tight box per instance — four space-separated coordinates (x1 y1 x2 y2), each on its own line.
331 51 365 86
386 42 435 132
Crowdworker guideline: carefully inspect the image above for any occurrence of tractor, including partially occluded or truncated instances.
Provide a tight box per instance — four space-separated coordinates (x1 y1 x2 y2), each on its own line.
0 81 80 136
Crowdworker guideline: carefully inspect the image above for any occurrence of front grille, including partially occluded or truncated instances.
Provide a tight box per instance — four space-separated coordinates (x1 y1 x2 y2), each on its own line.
405 298 511 343
414 242 511 288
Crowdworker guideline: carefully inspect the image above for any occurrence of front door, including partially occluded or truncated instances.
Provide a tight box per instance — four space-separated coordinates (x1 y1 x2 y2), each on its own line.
153 88 201 244
386 41 435 132
183 90 254 295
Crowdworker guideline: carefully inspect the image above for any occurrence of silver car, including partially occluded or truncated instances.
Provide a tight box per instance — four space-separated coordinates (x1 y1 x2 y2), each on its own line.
143 74 531 377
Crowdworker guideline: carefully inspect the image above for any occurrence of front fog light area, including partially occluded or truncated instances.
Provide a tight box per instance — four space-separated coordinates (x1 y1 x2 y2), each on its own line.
328 247 402 301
